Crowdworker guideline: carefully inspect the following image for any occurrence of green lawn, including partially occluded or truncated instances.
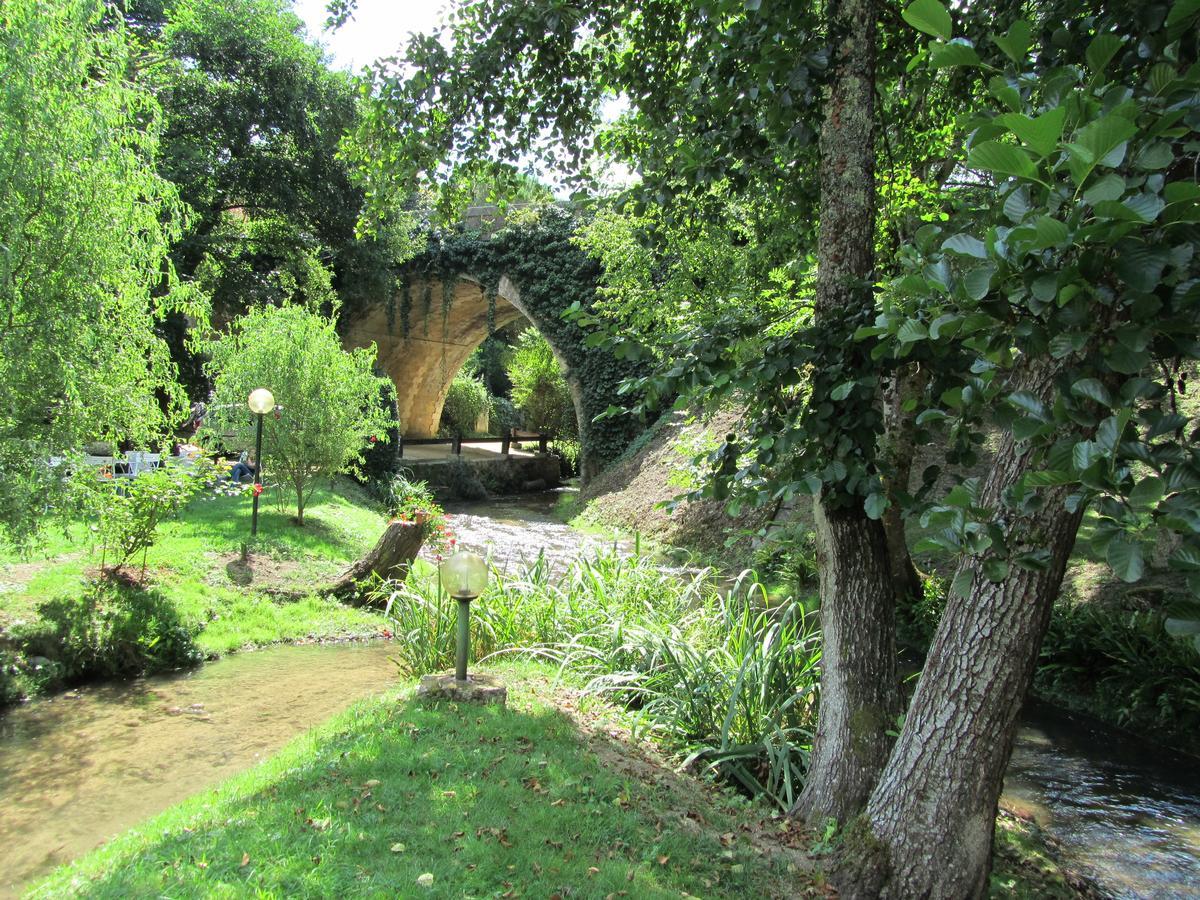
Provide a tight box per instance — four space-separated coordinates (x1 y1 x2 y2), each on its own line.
28 664 817 899
0 477 392 699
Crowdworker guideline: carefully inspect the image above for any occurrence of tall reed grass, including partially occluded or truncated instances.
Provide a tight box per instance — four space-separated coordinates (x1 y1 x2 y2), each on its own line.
375 553 821 808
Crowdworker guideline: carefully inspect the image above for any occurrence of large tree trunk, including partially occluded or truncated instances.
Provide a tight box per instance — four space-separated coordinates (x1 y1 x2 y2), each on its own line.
329 520 429 602
849 360 1085 898
791 0 900 824
794 501 901 823
880 366 926 602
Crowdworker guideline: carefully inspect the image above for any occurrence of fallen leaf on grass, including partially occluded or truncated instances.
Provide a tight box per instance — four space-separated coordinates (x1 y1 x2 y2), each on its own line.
587 867 600 876
363 779 381 788
657 855 669 866
240 853 250 868
390 843 406 853
416 872 434 888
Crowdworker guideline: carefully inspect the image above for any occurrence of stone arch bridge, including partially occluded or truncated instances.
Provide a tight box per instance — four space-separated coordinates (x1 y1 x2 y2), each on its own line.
339 209 642 479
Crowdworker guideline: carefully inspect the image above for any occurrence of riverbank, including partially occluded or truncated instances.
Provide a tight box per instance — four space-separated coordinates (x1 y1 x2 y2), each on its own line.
25 663 818 899
23 661 1086 900
0 478 390 705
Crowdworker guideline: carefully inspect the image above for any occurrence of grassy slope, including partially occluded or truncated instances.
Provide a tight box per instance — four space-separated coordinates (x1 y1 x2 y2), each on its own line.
29 664 820 900
572 409 775 570
0 477 389 661
27 662 1083 900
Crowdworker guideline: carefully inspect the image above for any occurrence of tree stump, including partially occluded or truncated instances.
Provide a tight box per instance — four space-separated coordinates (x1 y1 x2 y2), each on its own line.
329 520 429 603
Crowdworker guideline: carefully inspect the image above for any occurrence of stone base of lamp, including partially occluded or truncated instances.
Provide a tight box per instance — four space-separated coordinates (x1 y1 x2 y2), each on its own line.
416 672 507 706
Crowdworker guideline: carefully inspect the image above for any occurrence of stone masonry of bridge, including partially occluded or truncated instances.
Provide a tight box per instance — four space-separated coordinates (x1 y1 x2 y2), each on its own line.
340 274 582 441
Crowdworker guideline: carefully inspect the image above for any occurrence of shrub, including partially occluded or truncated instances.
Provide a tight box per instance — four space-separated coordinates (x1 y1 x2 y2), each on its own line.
13 581 202 686
359 378 403 486
73 460 216 578
549 438 581 478
1036 601 1200 745
378 553 820 808
378 472 458 556
507 329 576 437
489 396 522 435
440 373 490 435
202 304 392 525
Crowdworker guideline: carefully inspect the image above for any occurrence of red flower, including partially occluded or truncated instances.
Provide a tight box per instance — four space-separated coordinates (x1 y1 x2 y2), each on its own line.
449 538 457 547
252 483 264 497
368 435 377 443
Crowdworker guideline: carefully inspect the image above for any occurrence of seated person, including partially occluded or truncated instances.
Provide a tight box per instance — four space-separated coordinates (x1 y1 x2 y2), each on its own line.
229 452 257 483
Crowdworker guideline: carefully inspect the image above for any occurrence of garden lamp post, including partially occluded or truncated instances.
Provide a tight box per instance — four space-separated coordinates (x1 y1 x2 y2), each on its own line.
439 551 488 682
247 387 274 537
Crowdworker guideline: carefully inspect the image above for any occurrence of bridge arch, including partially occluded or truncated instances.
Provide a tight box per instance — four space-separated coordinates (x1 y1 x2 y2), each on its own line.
340 209 642 479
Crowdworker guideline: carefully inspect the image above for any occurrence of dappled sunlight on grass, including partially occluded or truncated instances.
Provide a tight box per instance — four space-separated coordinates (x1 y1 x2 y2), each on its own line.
32 666 805 899
0 478 392 674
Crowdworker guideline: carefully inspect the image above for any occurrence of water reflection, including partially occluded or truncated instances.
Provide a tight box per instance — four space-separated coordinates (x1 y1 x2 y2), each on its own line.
1004 700 1200 898
0 642 397 896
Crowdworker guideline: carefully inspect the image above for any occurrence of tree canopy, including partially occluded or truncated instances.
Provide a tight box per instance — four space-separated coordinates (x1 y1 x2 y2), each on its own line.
0 0 203 546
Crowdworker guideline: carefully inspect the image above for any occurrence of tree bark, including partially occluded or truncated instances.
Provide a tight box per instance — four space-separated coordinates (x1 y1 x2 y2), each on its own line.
794 501 901 823
850 359 1085 898
791 0 899 825
880 365 927 602
329 520 429 602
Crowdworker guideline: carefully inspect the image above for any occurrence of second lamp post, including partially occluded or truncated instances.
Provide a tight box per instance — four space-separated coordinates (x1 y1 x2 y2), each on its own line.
247 387 274 537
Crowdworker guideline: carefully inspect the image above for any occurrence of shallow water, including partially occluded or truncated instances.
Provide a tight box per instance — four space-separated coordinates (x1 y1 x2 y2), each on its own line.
2 493 1198 898
440 488 632 575
0 641 397 896
1004 701 1200 899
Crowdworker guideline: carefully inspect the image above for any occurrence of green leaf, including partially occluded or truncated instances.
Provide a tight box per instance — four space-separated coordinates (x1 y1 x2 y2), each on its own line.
1072 440 1098 470
1003 185 1032 222
1134 142 1174 170
864 492 889 520
1095 415 1122 453
1114 244 1168 292
902 0 953 41
968 141 1038 180
1082 173 1125 204
1071 378 1113 406
1024 470 1075 486
1129 475 1165 510
997 107 1066 158
1009 390 1048 420
1067 116 1138 185
951 567 975 598
942 233 988 258
1168 546 1200 572
962 265 995 301
831 381 855 401
1107 535 1145 583
1032 216 1069 249
983 558 1010 582
991 20 1031 63
1085 34 1123 73
1165 0 1200 29
897 320 928 343
1165 616 1200 636
1104 343 1150 374
930 312 964 338
931 40 980 68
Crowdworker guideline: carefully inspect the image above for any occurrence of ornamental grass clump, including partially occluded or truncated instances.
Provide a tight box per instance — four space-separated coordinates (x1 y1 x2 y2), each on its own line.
379 552 820 808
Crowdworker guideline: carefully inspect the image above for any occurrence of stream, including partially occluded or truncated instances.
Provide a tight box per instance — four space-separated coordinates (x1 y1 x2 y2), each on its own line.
1 491 1198 898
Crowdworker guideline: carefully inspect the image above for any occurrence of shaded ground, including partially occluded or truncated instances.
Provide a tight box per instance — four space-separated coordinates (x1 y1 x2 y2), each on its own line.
28 664 826 899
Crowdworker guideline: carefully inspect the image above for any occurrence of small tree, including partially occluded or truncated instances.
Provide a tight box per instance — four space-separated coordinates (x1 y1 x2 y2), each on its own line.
203 305 391 525
507 329 577 437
